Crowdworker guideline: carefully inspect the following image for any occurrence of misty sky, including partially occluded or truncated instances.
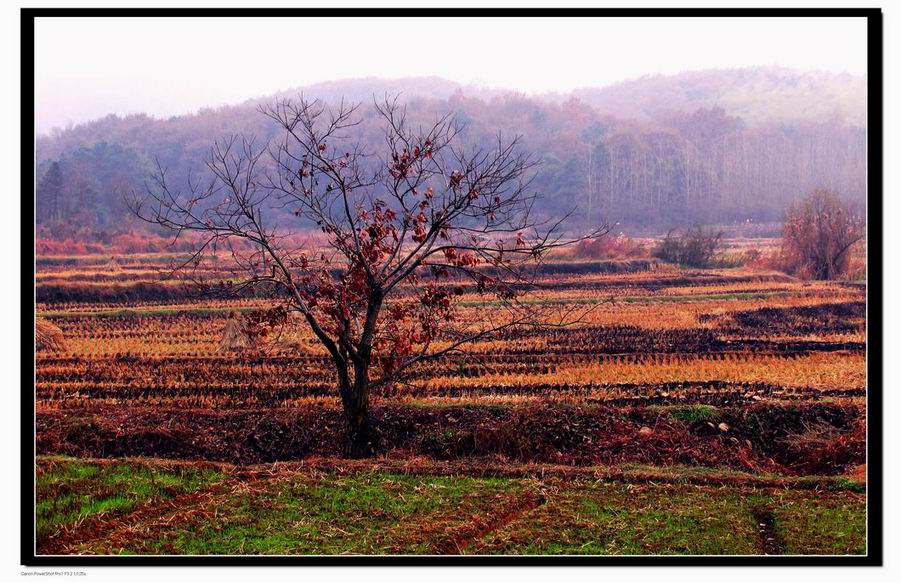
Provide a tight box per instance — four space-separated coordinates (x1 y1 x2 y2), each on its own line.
34 16 867 134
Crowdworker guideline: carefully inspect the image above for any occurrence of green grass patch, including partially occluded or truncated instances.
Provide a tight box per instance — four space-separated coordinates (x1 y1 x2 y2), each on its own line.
616 462 767 481
666 404 721 424
476 481 761 555
476 480 866 555
826 478 867 494
769 489 867 555
46 464 867 556
35 456 225 540
83 471 522 555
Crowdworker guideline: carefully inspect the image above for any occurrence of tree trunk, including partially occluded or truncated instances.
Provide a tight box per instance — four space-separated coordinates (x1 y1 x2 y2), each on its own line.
342 361 373 458
344 401 371 458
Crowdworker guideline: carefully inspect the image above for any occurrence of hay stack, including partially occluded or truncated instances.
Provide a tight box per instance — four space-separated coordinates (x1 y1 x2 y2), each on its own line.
104 255 122 272
218 311 254 353
36 318 66 352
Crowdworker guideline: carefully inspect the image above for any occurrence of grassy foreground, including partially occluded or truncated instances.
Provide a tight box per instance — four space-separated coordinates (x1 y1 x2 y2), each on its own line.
35 456 866 556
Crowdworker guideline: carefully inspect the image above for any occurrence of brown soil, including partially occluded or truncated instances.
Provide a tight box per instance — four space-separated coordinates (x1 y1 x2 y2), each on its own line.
36 402 865 476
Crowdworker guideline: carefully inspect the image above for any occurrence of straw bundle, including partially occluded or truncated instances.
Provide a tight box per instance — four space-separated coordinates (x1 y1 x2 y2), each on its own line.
36 318 66 352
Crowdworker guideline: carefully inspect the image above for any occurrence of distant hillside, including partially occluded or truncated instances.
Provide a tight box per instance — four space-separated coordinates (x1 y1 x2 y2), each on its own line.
34 67 867 237
567 67 866 126
260 76 466 104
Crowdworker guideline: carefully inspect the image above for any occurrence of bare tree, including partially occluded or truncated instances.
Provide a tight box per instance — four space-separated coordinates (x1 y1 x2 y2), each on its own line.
780 188 865 280
131 96 605 456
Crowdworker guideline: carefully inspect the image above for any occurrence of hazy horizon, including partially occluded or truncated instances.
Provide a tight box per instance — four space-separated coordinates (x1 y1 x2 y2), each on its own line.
34 16 867 134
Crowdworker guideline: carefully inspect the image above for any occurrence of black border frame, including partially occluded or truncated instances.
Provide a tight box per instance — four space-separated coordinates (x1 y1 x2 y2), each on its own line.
20 6 883 567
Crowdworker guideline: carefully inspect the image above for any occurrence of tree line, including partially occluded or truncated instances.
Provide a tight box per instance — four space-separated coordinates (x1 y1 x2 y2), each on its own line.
35 90 866 236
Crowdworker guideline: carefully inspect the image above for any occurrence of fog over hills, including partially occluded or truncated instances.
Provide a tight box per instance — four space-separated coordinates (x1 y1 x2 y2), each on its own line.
35 67 867 235
40 66 867 135
567 66 866 126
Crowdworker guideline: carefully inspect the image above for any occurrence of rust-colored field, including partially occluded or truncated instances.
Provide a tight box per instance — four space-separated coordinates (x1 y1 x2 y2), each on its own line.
32 253 869 555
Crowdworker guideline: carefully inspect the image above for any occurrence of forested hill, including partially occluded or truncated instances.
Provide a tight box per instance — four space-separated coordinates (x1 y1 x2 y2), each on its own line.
35 67 866 238
567 67 867 126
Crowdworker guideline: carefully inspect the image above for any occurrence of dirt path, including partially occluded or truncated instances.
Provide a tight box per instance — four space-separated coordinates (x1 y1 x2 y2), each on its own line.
752 507 784 555
433 491 545 554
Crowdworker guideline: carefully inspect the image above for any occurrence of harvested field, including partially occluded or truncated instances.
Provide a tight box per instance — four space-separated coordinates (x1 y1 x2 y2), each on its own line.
31 253 869 555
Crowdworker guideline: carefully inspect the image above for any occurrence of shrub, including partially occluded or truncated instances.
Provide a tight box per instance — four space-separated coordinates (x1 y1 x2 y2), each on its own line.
652 226 723 267
572 234 648 260
35 230 211 256
779 189 865 280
